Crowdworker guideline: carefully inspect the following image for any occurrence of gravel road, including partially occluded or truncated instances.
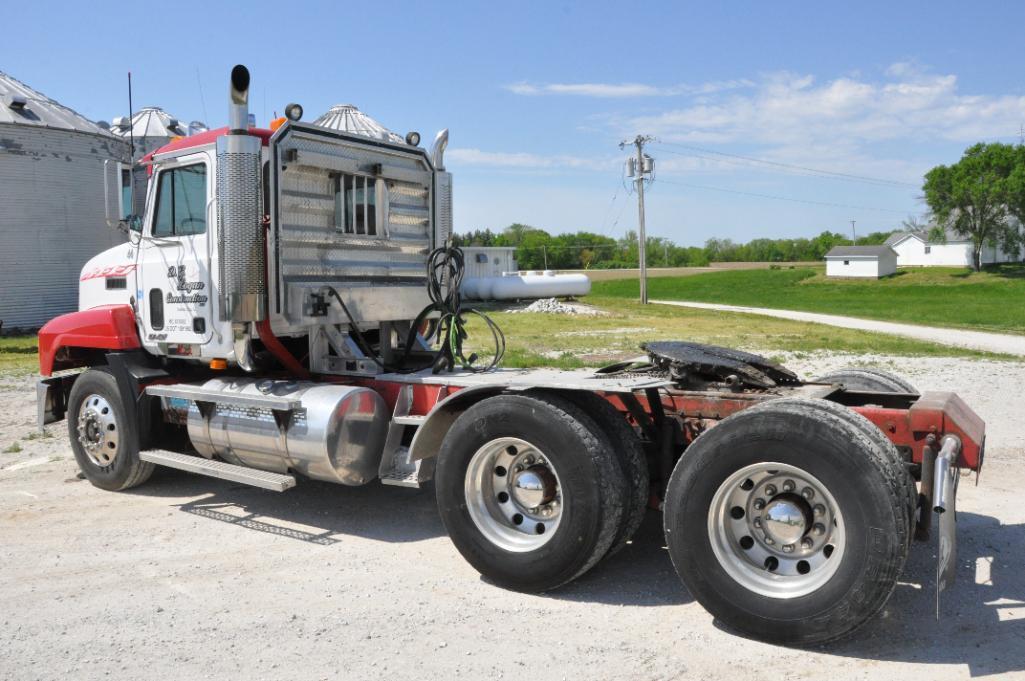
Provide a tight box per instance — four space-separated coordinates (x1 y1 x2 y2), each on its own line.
2 355 1024 680
653 300 1025 356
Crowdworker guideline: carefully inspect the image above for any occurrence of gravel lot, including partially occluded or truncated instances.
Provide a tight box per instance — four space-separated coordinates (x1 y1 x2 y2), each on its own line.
2 355 1024 680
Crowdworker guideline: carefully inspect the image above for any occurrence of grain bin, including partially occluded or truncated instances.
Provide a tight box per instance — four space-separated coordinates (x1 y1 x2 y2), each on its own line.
0 71 130 331
313 104 404 143
109 105 187 158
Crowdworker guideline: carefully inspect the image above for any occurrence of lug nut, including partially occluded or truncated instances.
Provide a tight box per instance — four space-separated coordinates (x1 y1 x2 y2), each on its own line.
782 480 795 492
764 485 777 496
753 517 762 528
764 537 774 545
753 498 766 510
802 487 814 500
813 523 825 536
801 537 814 549
782 544 794 553
813 504 825 517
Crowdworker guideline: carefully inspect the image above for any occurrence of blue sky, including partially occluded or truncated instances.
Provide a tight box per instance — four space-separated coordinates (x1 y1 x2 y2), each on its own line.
6 1 1025 246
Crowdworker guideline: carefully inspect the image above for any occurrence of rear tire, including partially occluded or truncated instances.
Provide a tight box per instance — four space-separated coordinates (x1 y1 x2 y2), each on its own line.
435 393 626 592
663 399 910 645
815 367 918 395
756 398 917 549
556 390 649 556
68 367 154 491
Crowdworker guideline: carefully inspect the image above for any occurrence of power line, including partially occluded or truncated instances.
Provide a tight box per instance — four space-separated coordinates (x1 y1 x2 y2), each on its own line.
654 140 919 188
655 177 910 214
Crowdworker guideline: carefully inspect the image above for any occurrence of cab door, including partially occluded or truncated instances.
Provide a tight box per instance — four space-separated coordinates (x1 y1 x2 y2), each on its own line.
136 153 215 355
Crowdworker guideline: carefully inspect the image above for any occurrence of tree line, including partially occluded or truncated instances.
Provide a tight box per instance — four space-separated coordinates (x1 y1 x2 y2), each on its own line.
452 226 895 271
454 142 1025 272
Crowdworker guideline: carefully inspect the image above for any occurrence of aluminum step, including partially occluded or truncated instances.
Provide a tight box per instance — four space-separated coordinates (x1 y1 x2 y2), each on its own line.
379 446 433 488
139 450 297 492
392 414 426 426
146 384 302 411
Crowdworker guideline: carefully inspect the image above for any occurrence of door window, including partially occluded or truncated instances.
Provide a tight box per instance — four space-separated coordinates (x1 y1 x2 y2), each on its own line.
153 164 208 237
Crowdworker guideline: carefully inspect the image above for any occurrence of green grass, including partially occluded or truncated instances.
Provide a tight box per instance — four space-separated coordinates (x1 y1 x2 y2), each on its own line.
592 265 1025 335
463 296 1011 368
0 336 39 375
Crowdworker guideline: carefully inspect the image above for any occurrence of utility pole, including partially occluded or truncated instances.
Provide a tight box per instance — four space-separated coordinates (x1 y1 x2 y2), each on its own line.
621 135 655 303
850 219 857 245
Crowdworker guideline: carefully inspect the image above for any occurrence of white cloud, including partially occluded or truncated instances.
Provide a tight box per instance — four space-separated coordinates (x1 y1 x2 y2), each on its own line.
504 79 753 98
628 66 1025 147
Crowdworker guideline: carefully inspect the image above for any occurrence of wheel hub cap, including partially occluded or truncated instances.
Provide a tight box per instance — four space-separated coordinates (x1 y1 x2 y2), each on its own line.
707 462 846 599
464 437 563 552
76 394 119 467
511 466 557 509
763 497 808 546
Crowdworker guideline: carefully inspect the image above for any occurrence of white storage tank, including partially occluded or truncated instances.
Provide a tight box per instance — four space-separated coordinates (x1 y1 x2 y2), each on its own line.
490 271 591 300
0 71 130 330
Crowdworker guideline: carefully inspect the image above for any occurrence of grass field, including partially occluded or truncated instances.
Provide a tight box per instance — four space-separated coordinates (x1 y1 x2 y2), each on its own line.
591 265 1025 335
0 336 38 375
463 296 1008 369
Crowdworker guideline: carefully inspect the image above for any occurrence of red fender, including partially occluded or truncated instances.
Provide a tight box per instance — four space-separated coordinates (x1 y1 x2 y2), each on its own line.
38 305 141 376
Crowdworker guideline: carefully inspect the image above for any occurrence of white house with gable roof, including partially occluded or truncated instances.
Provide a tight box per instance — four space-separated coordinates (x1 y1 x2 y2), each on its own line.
884 229 1017 267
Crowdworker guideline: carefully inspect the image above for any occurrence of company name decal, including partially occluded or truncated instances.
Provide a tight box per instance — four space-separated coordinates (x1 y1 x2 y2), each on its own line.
166 266 208 305
80 264 136 281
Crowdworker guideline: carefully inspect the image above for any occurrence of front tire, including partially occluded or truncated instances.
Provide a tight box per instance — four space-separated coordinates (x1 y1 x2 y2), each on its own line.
663 399 910 645
435 393 626 592
68 367 154 491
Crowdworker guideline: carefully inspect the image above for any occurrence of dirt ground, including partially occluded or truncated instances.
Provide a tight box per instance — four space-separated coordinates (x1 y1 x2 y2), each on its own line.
1 355 1023 681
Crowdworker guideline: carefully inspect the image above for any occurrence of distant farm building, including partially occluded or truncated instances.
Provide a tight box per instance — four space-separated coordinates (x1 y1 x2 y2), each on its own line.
460 246 518 278
0 70 129 330
885 229 1017 267
825 245 898 279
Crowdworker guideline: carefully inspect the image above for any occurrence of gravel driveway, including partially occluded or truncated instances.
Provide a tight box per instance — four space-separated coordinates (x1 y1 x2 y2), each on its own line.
1 355 1024 680
653 300 1025 356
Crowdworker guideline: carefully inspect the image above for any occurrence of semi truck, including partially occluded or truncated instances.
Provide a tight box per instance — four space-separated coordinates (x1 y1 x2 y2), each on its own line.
36 65 984 645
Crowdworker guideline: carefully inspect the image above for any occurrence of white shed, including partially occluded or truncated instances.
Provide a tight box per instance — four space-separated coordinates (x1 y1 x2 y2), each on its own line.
885 229 1017 267
825 245 898 279
460 246 518 278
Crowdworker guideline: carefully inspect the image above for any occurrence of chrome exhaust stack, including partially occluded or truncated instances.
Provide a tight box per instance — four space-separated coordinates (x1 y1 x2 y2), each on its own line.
217 64 266 327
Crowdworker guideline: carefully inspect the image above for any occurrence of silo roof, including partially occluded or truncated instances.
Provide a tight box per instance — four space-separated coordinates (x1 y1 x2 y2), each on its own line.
313 104 404 143
0 70 114 136
110 106 187 138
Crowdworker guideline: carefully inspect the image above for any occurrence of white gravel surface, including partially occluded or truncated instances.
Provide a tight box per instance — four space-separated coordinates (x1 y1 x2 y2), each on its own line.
1 355 1024 680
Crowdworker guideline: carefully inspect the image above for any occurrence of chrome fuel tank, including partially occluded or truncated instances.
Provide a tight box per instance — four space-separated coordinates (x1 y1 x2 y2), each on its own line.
186 378 388 485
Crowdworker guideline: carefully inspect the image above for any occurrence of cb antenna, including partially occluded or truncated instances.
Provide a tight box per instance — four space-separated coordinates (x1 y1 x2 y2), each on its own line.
127 71 135 161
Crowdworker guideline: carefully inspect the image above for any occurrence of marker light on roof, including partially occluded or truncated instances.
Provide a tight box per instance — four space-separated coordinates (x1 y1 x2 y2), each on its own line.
405 131 421 146
284 103 303 122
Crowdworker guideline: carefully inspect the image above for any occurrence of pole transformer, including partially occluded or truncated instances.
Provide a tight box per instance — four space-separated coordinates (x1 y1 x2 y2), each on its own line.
622 135 654 304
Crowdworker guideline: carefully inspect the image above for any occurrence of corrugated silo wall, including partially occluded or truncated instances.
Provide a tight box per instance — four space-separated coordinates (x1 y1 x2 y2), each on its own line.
0 125 129 331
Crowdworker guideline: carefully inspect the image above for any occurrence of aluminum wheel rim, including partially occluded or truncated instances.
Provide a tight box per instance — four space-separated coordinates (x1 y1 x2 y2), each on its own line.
707 462 846 599
76 394 120 467
464 437 563 552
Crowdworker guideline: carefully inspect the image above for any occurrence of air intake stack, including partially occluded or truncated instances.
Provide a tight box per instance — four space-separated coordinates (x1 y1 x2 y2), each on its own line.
217 65 266 323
